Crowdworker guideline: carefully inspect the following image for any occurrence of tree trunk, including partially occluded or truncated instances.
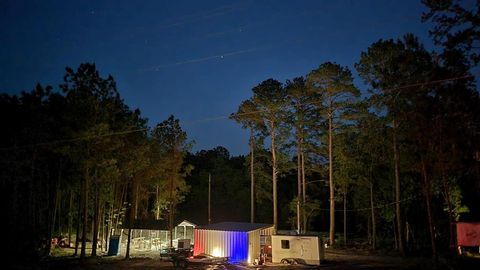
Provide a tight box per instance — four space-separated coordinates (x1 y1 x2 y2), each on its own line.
91 180 100 256
442 173 455 253
107 181 116 250
135 184 139 220
45 168 52 256
301 143 307 232
271 122 278 233
367 211 371 245
80 167 89 260
250 129 255 223
56 160 63 238
328 112 335 246
125 180 135 259
421 160 437 261
370 180 376 250
29 153 36 240
156 185 160 220
58 190 62 236
343 191 347 246
11 144 19 244
52 174 60 239
169 171 175 247
100 204 105 251
125 228 132 259
169 149 178 247
406 221 410 246
169 203 174 248
393 219 398 250
68 190 73 247
74 192 81 256
297 136 302 233
392 116 405 255
106 200 114 253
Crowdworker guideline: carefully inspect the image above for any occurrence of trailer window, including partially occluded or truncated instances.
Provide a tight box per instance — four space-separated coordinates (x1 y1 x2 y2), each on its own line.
281 240 290 249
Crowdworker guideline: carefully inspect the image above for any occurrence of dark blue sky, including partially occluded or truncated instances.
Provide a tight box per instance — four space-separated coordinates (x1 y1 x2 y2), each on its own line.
1 0 435 155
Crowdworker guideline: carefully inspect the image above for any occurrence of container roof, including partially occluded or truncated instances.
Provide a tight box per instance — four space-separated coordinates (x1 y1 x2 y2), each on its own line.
196 222 273 232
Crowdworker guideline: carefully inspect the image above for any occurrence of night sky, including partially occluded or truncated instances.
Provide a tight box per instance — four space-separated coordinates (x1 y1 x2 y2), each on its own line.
0 0 435 155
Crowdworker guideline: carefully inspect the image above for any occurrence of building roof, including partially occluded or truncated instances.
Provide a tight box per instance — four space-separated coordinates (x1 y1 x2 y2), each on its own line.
196 222 273 232
121 219 196 230
178 220 197 227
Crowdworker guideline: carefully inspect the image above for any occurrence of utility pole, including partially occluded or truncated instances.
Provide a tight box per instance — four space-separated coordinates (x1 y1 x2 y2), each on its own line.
250 131 255 223
208 173 211 224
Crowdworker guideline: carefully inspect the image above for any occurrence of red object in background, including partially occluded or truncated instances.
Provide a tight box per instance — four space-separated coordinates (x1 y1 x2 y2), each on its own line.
456 222 480 246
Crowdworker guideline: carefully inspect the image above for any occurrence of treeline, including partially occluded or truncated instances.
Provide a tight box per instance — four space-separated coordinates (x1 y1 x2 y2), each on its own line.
230 33 480 257
1 64 193 262
227 0 480 259
2 0 479 264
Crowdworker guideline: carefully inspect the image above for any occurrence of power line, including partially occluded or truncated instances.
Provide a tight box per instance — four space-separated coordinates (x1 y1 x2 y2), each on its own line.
0 127 151 151
382 73 475 93
0 73 475 151
317 196 417 212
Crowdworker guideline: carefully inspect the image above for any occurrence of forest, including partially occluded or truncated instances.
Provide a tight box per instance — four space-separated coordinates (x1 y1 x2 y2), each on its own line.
2 0 479 266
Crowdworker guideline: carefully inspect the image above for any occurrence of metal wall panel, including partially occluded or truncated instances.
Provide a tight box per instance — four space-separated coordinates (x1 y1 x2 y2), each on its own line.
194 226 274 264
194 229 248 262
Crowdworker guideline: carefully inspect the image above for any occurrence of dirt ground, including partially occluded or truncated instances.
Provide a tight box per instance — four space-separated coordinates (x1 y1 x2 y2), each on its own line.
11 248 480 270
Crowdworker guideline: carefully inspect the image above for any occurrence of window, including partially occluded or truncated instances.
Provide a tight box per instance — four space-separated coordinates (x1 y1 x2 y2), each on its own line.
260 235 271 245
281 240 290 249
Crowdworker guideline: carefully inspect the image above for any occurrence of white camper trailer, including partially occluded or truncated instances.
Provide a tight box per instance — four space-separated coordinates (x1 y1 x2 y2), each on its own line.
271 235 325 265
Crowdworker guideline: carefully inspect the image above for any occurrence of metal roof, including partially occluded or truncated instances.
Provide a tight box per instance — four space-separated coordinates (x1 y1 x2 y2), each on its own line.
178 220 197 227
121 219 196 230
196 222 273 232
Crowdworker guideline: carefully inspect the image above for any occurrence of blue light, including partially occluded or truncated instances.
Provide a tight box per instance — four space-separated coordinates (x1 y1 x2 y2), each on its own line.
227 231 248 263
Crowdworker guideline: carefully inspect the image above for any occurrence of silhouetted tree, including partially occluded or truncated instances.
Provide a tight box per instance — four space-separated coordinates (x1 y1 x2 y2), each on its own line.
307 62 359 246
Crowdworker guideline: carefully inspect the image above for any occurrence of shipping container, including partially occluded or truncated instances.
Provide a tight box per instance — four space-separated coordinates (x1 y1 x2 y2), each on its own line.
193 222 274 264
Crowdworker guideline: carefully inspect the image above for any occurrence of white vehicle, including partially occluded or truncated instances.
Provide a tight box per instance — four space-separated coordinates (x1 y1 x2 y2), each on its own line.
271 235 325 265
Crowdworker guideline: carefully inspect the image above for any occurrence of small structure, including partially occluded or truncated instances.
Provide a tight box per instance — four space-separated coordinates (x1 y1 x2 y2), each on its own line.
271 235 325 265
194 222 274 263
107 234 121 256
116 219 196 252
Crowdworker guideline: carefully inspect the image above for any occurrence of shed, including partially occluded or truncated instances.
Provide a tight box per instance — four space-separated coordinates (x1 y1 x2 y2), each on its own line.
117 219 196 251
194 222 274 263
